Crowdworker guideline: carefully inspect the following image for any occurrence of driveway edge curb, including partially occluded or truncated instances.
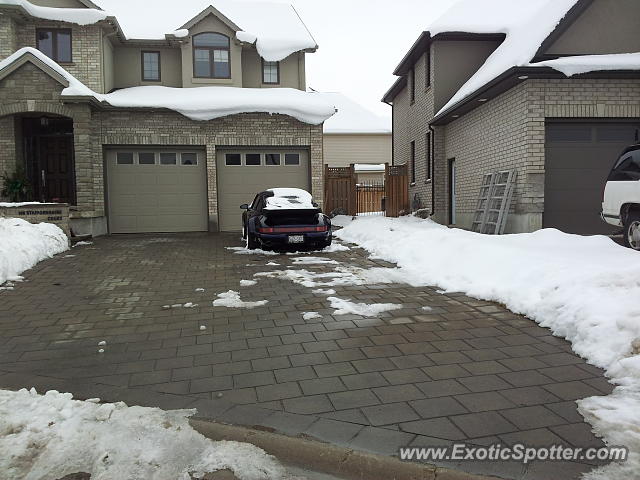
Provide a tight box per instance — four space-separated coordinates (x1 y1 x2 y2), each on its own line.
190 418 501 480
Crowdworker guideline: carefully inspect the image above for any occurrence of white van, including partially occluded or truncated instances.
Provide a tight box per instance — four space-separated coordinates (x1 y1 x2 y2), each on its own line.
602 144 640 250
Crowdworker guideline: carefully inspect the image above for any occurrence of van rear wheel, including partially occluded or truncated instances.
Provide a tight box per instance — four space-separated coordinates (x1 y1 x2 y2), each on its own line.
623 212 640 251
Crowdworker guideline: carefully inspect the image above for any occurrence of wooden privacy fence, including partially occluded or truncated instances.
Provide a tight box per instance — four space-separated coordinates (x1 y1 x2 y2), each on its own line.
323 163 409 217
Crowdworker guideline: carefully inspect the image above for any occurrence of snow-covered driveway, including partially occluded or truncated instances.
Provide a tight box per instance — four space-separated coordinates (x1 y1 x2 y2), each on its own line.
0 231 618 480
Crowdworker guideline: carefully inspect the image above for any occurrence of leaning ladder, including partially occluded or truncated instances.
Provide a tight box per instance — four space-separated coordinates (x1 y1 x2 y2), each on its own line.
471 170 517 235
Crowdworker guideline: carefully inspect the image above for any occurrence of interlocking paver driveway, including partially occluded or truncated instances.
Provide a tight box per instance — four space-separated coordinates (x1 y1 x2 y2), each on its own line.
0 233 614 479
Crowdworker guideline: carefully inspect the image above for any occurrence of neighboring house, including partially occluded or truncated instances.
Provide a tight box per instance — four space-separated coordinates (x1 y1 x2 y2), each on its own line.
319 92 391 182
0 0 336 235
383 0 640 235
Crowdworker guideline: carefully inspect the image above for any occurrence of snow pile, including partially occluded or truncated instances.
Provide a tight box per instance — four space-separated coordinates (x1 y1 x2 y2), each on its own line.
429 0 578 115
327 297 403 317
92 0 317 61
0 0 107 25
322 242 350 253
0 218 68 286
330 215 354 228
213 290 268 309
0 48 336 125
530 52 640 77
0 388 290 480
265 188 316 210
336 215 640 479
291 256 338 265
317 92 391 134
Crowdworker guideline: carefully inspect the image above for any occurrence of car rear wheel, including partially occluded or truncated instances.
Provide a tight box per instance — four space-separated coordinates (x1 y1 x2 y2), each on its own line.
623 212 640 251
247 232 259 250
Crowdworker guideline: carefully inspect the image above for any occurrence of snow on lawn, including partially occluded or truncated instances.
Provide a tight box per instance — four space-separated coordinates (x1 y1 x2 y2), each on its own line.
0 388 291 480
0 218 68 286
335 215 640 479
327 297 403 317
213 291 268 309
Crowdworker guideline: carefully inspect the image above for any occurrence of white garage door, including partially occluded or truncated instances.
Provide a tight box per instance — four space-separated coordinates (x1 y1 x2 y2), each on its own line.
216 149 310 231
106 148 208 233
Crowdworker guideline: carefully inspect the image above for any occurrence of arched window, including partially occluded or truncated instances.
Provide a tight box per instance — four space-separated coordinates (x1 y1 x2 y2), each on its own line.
193 32 231 79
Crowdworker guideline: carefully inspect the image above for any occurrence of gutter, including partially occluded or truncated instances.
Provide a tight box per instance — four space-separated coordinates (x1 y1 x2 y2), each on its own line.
429 124 435 215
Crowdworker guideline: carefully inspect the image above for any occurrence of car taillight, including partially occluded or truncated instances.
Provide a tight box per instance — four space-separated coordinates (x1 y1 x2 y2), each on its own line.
257 227 275 233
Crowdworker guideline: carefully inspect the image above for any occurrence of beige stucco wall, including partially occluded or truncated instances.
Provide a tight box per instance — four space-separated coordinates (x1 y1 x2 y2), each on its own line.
323 133 391 167
241 50 304 89
113 46 182 89
432 39 501 113
181 15 242 88
545 0 640 55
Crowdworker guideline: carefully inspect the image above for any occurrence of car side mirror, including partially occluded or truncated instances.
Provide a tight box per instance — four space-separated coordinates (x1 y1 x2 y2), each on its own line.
240 204 249 210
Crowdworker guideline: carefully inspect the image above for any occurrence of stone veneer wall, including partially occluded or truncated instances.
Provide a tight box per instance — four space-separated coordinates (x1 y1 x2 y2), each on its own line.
0 14 17 61
0 61 324 233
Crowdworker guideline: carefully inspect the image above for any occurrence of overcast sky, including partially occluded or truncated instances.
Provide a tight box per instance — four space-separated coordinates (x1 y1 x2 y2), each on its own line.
288 0 457 118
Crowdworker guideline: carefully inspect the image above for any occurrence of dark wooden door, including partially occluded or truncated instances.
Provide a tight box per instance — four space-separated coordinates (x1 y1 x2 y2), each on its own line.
39 136 75 204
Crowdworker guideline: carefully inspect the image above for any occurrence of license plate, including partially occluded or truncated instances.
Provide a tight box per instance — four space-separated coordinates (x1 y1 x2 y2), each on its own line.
288 235 304 244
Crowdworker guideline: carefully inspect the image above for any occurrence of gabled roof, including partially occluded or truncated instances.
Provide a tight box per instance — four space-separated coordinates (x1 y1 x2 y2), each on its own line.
0 47 337 124
179 4 240 33
0 49 70 86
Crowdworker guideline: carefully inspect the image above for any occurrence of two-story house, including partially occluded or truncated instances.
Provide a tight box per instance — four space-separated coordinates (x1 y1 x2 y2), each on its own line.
383 0 640 235
0 0 336 235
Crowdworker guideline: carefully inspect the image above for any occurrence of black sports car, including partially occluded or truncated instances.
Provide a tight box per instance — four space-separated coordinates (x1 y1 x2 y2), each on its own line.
241 188 332 250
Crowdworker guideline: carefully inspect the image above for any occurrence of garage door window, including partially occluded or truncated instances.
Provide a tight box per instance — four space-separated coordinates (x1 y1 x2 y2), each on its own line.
116 152 134 165
138 152 156 165
160 153 177 165
246 153 261 166
547 125 592 142
225 153 241 166
181 153 198 165
285 153 300 165
265 153 281 166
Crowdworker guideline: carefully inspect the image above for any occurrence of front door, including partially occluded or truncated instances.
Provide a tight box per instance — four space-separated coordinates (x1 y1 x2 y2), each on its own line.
39 136 75 204
449 158 456 225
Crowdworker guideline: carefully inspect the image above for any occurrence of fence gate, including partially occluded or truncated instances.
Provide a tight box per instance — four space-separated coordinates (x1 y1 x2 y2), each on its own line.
385 163 409 217
323 164 356 216
356 180 385 216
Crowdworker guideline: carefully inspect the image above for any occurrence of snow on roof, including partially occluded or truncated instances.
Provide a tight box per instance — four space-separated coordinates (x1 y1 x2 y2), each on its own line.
0 0 107 25
92 0 316 62
354 164 385 172
317 92 391 134
529 52 640 77
0 48 336 124
431 0 579 115
264 188 316 210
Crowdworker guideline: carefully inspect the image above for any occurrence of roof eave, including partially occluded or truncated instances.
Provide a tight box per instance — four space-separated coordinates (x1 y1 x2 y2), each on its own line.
381 76 407 104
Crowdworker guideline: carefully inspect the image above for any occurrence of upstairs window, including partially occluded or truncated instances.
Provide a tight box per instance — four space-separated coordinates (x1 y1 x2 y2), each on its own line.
193 32 231 79
142 51 161 81
37 29 72 63
262 60 279 84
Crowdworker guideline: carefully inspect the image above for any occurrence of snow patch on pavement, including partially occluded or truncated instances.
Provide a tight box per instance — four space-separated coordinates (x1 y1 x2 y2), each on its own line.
312 288 336 295
335 214 640 479
327 297 403 317
254 265 403 289
213 290 268 309
0 388 290 480
322 242 350 252
302 312 322 320
291 256 339 265
226 246 279 256
240 279 258 287
0 218 68 286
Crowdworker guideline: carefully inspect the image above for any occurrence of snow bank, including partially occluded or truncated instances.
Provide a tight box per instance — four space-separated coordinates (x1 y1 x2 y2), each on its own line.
317 92 391 134
0 0 107 25
530 52 640 77
328 297 403 317
265 188 316 210
0 48 336 125
0 388 290 480
213 290 268 309
0 218 68 285
431 0 578 115
336 215 640 479
92 0 317 61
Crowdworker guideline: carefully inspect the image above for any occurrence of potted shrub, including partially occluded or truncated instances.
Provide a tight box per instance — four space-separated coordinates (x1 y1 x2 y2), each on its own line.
1 167 32 203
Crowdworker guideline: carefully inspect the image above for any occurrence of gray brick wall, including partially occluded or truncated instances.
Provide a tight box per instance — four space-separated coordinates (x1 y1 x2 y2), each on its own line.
0 61 324 231
392 47 434 213
0 14 17 60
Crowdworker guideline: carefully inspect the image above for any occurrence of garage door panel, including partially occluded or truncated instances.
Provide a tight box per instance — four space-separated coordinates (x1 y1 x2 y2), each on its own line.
544 122 639 235
107 149 207 234
216 149 310 232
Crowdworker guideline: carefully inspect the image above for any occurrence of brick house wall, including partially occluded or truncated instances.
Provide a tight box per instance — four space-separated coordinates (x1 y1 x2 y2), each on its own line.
0 61 324 233
392 47 435 213
0 15 17 60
